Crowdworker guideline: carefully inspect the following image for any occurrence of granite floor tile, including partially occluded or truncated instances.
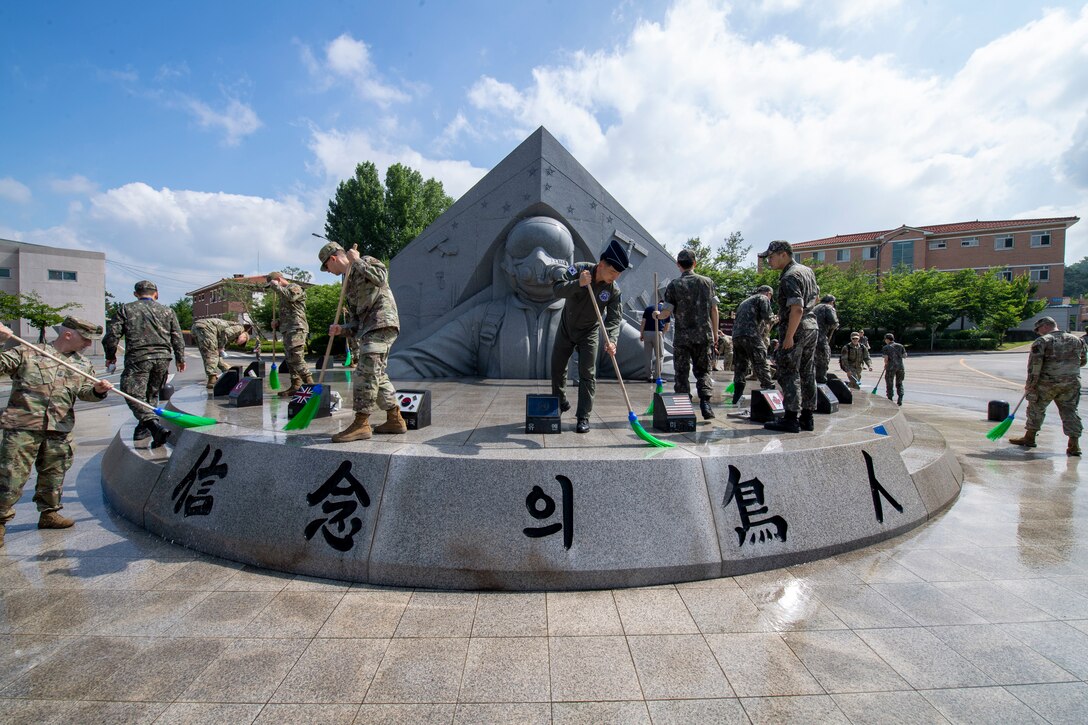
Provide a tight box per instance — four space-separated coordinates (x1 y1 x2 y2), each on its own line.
241 591 343 638
929 581 1053 624
167 590 278 637
0 635 149 700
742 579 848 631
644 698 749 724
153 558 245 591
811 584 919 629
0 589 70 633
1051 575 1088 598
471 592 547 637
282 574 353 592
920 687 1049 724
782 630 910 693
995 578 1088 619
0 698 81 725
0 634 72 690
154 702 264 724
833 551 925 584
787 560 866 585
66 700 170 724
319 591 411 638
393 592 478 638
674 575 741 590
179 637 308 703
740 694 850 724
548 635 642 702
1006 682 1088 725
551 700 652 724
271 638 388 703
87 636 228 701
854 628 994 690
614 587 699 635
870 583 988 626
354 703 456 724
19 589 146 635
95 557 192 590
928 623 1078 685
546 591 624 636
95 590 211 636
627 634 734 700
217 565 295 592
365 637 469 704
678 587 775 633
458 636 549 703
705 632 823 697
1002 621 1088 678
831 691 950 724
890 550 984 582
254 703 360 724
454 702 551 724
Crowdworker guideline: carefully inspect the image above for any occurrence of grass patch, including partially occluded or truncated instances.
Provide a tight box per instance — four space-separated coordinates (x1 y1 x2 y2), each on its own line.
997 340 1034 351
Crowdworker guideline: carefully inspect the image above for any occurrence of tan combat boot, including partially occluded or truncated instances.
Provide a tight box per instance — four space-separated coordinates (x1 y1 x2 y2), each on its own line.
278 378 301 398
38 511 75 529
0 522 5 548
205 374 218 389
1009 430 1038 448
332 413 372 442
1069 437 1081 457
301 372 315 385
374 407 408 434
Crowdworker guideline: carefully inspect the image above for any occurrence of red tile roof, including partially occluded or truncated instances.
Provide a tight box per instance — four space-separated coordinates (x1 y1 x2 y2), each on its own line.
792 217 1080 249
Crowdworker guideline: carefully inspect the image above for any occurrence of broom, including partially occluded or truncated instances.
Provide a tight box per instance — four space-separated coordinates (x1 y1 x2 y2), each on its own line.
586 285 674 448
871 366 886 395
986 394 1025 441
645 272 664 415
269 307 280 390
284 259 352 431
7 333 216 428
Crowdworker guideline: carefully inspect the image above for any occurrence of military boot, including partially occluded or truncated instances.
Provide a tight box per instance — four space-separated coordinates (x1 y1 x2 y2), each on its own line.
1068 437 1081 457
38 511 75 529
1009 430 1038 448
896 395 903 407
764 410 801 433
132 421 151 442
206 375 218 390
699 399 716 420
278 377 303 398
373 407 408 434
301 372 315 385
798 410 815 432
332 414 372 442
145 419 171 449
0 523 5 549
731 382 745 406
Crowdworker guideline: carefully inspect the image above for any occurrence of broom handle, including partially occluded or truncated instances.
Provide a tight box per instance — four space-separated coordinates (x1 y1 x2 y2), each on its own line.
317 248 356 385
1009 393 1026 416
4 333 155 413
271 303 278 365
653 273 663 379
586 283 634 413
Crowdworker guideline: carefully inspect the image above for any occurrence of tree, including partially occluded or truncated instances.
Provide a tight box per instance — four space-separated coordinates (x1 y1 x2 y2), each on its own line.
17 291 81 343
325 161 453 261
716 231 751 271
1065 256 1088 298
105 290 123 320
170 297 194 330
280 266 312 284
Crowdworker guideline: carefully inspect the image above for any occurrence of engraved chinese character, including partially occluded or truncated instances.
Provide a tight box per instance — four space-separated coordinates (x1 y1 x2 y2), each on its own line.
723 465 788 546
523 475 573 549
305 461 370 552
171 444 228 517
863 451 903 523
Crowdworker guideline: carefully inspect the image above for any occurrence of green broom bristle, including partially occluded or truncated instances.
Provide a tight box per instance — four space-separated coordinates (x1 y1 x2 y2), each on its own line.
269 363 280 390
725 381 734 394
645 380 664 415
284 384 323 431
628 412 675 448
344 349 352 367
156 408 218 428
985 416 1014 441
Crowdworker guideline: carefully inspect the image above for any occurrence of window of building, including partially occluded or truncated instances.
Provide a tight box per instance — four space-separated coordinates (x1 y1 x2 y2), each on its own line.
811 251 825 263
999 269 1013 282
891 241 914 270
928 240 947 250
1031 232 1051 247
961 237 979 247
836 249 850 262
994 235 1014 250
47 270 78 281
862 246 878 260
0 268 9 278
1030 267 1050 282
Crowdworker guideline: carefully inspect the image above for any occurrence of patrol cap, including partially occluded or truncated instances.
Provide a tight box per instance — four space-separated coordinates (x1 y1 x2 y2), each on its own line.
757 240 792 258
677 249 696 265
134 280 157 294
755 285 773 294
318 241 345 272
850 332 860 340
599 238 630 272
821 294 836 303
265 271 283 282
55 315 103 341
1033 316 1056 330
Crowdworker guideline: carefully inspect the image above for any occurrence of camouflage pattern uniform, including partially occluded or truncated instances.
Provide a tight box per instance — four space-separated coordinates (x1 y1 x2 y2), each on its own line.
103 298 185 424
812 302 839 383
839 341 870 388
663 270 717 401
342 256 400 414
881 341 908 402
191 318 246 378
0 347 107 521
732 293 775 389
551 262 623 418
1023 330 1085 437
775 260 819 414
270 281 311 387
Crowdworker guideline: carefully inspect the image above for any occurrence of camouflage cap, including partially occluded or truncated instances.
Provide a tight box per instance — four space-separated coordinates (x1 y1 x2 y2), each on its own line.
850 332 860 339
265 271 284 282
755 285 773 294
1033 316 1057 330
56 315 104 340
134 279 157 293
821 294 836 303
318 241 345 271
757 240 792 258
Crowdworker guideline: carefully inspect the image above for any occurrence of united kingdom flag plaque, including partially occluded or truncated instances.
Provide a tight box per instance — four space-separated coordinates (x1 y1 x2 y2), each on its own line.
286 384 334 420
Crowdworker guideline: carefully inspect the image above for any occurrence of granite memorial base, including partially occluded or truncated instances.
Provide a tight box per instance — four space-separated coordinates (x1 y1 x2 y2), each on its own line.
101 377 963 590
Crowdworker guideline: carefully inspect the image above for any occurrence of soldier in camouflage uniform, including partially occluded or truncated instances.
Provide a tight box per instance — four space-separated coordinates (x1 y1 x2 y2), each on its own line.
1010 316 1086 455
812 294 839 384
191 317 249 388
730 285 775 404
266 271 313 397
881 333 908 405
319 242 406 442
656 249 719 419
551 239 629 433
760 241 819 433
103 280 185 446
839 332 872 388
0 317 113 545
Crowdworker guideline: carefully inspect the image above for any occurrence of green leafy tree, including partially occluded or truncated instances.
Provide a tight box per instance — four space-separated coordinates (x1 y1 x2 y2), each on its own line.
1065 256 1088 298
0 291 21 321
17 291 81 343
280 266 312 284
325 161 453 261
169 297 194 330
105 290 123 320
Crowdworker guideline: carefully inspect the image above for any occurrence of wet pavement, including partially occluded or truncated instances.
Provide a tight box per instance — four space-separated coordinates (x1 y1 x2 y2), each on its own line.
0 348 1085 724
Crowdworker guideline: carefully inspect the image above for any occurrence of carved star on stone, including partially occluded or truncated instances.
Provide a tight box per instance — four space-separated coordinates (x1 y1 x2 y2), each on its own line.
528 167 537 177
481 200 488 208
451 221 459 230
523 193 530 201
590 201 598 209
503 202 511 213
567 205 575 214
545 167 555 176
607 215 613 223
544 183 552 191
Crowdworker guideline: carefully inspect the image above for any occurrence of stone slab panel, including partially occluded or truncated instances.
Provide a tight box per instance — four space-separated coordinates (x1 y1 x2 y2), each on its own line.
100 433 166 526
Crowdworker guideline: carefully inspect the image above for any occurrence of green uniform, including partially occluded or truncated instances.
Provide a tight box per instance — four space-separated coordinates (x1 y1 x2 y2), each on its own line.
1024 330 1085 437
775 260 819 414
0 347 106 520
812 302 839 383
733 293 774 390
839 342 870 388
550 263 622 418
191 318 246 378
103 298 184 424
271 281 311 385
881 342 907 402
663 270 717 402
341 256 400 415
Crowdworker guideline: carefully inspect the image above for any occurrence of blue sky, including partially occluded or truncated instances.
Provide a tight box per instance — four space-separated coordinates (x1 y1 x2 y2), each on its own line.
2 0 1086 302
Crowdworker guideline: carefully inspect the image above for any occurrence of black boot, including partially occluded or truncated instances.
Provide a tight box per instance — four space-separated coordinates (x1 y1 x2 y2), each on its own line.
132 421 151 442
731 382 745 405
145 419 171 449
575 417 590 433
764 410 800 433
700 399 715 420
799 410 814 432
896 395 903 407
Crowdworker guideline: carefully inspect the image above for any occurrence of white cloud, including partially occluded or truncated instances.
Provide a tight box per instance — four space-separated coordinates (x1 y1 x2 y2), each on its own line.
0 177 32 204
50 174 98 195
183 95 262 147
307 33 411 107
754 0 903 30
